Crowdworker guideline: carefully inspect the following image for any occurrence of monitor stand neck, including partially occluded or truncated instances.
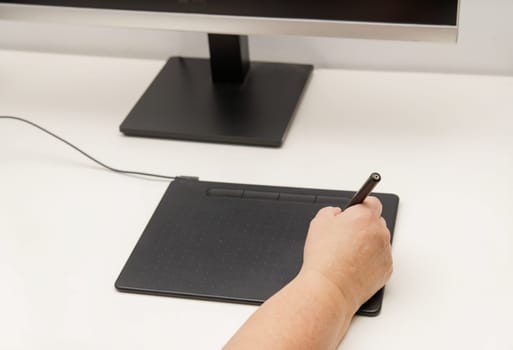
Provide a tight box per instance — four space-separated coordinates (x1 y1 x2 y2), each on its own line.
208 34 250 84
119 33 313 147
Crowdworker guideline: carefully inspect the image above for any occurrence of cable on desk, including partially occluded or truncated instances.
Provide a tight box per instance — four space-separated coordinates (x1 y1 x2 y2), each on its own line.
0 116 176 181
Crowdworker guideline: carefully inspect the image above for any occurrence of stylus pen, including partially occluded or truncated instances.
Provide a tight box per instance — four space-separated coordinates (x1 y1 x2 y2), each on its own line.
343 172 381 210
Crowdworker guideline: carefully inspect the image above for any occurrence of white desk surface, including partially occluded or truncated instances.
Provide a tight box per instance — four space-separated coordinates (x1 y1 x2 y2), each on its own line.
1 49 513 349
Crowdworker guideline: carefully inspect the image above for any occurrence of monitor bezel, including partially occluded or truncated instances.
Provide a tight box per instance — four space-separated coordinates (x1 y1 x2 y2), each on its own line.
0 3 459 42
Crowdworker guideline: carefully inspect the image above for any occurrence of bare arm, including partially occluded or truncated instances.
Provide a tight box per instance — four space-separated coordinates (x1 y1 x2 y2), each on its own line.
224 197 393 350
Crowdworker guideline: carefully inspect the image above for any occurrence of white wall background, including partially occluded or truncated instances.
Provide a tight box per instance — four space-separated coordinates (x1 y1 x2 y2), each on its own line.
0 0 512 75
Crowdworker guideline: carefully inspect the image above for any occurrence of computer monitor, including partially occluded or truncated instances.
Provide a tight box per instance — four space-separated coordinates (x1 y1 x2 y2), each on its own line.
0 1 459 146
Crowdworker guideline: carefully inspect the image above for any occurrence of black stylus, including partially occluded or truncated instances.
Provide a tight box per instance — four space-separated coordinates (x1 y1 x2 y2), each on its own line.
343 172 381 210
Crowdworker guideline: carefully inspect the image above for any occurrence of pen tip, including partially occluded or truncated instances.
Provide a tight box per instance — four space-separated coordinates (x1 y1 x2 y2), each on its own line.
371 172 381 182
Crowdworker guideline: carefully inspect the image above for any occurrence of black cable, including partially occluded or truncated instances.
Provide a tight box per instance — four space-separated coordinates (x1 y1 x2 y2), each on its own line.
0 116 176 180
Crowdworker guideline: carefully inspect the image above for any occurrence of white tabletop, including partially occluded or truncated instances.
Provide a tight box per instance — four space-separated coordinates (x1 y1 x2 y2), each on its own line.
1 49 513 349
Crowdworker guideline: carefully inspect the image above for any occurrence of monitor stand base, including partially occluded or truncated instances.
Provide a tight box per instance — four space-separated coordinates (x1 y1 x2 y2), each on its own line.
120 57 313 147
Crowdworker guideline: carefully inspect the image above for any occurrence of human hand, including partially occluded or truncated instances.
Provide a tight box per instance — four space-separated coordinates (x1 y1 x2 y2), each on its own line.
300 197 393 312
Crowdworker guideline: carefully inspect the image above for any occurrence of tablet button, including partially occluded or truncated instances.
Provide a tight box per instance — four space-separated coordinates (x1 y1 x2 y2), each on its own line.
207 188 243 198
243 190 279 200
316 195 350 204
278 193 315 202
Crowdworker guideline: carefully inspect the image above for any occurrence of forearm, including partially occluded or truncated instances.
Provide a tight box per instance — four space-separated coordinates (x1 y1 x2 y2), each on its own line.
224 270 357 350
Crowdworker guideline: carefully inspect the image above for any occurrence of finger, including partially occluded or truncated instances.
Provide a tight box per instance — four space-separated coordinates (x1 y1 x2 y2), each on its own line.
316 206 342 217
361 196 383 217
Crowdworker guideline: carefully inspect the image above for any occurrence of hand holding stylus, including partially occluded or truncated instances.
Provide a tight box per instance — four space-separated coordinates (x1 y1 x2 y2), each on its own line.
302 172 391 309
226 173 393 349
303 194 392 311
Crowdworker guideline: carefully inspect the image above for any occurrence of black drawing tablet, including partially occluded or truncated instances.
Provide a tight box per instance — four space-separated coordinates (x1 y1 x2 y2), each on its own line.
116 177 399 316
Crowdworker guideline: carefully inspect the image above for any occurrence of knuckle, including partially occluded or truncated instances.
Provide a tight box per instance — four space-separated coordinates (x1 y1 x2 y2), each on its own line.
366 196 380 205
387 262 394 280
366 196 382 208
356 209 371 220
381 227 392 241
319 206 334 213
353 209 374 224
309 216 321 228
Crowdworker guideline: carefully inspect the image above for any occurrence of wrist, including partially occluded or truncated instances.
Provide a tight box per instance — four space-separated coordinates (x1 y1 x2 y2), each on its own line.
295 268 360 316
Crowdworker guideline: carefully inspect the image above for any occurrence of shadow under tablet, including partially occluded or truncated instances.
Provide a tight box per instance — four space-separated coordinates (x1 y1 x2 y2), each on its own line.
116 177 399 316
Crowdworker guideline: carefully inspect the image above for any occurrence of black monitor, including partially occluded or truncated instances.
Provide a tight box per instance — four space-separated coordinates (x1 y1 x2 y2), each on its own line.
0 1 459 146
